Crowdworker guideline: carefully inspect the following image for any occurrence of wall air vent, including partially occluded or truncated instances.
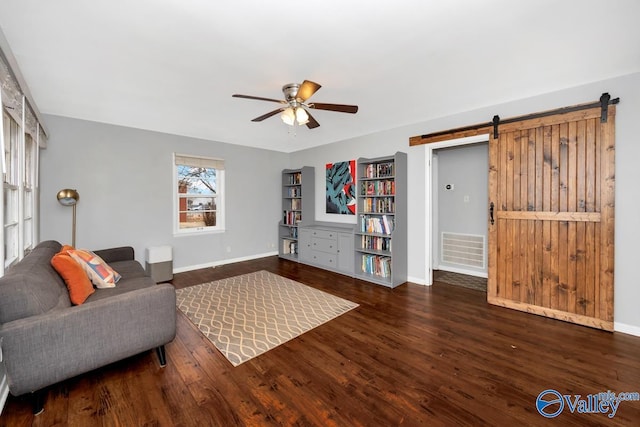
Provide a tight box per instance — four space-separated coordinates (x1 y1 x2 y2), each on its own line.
441 232 485 269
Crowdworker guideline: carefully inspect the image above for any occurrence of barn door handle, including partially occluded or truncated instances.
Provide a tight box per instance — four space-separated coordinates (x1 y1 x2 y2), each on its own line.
489 202 495 225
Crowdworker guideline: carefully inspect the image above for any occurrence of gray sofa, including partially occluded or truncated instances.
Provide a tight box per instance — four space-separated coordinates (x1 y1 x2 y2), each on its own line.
0 240 176 414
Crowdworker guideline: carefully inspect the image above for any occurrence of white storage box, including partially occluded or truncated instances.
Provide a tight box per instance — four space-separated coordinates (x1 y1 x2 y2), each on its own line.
145 246 173 283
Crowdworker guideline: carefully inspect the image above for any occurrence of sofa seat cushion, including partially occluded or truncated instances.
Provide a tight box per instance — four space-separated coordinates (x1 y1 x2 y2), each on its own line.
108 260 148 280
85 276 156 303
83 260 153 303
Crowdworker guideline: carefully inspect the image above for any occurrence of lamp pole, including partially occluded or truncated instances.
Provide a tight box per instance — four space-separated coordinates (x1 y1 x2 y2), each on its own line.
56 189 80 247
72 203 77 247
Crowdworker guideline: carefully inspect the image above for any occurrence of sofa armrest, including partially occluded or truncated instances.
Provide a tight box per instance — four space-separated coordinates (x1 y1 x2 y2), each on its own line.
93 246 135 263
0 283 176 396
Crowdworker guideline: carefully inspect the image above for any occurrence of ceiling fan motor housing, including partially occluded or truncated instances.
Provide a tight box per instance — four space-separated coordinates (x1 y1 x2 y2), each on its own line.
282 83 301 105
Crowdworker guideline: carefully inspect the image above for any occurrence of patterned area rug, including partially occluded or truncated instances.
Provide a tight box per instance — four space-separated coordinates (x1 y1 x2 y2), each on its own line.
175 270 359 366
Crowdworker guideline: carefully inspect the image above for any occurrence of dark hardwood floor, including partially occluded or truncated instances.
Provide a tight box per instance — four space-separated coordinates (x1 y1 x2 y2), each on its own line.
2 256 639 426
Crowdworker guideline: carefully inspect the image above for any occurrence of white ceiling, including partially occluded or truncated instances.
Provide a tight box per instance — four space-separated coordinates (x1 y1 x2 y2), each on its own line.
1 0 639 153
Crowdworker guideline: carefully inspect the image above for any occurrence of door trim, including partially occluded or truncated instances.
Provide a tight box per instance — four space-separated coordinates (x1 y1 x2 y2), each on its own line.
424 134 489 286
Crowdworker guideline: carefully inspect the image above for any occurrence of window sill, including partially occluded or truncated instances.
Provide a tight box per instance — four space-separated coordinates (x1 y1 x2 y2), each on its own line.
173 228 226 238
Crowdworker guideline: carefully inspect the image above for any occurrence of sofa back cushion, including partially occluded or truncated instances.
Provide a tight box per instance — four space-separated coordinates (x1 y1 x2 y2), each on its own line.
0 241 72 324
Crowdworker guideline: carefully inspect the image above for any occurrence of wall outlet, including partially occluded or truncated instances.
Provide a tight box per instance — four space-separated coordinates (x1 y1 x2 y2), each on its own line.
464 195 470 203
226 246 231 253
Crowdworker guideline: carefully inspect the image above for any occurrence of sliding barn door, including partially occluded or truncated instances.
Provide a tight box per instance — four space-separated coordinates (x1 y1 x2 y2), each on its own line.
488 107 615 331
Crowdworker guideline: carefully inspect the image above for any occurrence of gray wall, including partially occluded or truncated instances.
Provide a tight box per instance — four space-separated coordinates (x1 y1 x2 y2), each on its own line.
291 71 640 333
38 71 640 333
39 115 289 270
435 143 488 274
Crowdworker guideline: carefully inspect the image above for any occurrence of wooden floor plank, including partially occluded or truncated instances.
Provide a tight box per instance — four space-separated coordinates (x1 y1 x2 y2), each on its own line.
2 256 639 426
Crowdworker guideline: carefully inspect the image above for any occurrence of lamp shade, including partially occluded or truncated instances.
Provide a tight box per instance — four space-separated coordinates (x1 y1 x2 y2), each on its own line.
280 107 295 126
295 107 309 125
57 189 80 206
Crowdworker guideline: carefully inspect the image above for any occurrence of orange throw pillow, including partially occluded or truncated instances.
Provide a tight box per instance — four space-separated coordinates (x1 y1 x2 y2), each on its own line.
51 248 95 305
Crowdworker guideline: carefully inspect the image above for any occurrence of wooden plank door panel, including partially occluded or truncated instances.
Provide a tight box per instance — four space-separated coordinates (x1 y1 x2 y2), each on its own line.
488 107 615 331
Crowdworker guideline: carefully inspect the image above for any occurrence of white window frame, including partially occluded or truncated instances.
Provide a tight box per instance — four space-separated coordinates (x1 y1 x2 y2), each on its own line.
173 153 225 236
2 108 21 268
23 132 35 253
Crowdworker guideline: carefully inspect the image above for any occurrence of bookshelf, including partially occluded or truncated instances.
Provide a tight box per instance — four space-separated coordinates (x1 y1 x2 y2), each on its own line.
279 167 314 261
354 152 407 287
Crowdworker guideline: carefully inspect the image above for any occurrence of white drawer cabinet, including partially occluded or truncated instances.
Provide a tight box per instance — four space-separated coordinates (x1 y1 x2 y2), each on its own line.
312 235 336 253
337 232 354 275
298 224 354 276
298 229 313 264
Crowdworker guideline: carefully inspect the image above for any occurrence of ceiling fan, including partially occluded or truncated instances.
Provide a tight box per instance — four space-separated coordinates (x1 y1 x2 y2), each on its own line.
232 80 358 129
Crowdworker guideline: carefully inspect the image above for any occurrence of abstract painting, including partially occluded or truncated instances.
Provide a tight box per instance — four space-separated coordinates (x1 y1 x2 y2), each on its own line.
326 160 356 215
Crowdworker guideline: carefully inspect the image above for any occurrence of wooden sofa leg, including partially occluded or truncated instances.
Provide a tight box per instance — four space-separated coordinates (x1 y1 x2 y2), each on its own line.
32 390 45 415
156 345 167 367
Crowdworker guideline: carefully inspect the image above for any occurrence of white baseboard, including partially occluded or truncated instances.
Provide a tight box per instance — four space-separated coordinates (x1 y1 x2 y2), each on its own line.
407 275 427 286
614 322 640 337
173 251 278 274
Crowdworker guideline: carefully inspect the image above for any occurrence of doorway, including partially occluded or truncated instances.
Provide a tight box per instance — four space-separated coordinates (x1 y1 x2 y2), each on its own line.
424 134 489 286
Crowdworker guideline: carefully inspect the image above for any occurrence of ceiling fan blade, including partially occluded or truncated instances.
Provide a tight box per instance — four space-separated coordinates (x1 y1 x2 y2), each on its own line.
251 108 285 122
309 102 358 114
296 80 321 102
232 94 286 104
305 111 320 129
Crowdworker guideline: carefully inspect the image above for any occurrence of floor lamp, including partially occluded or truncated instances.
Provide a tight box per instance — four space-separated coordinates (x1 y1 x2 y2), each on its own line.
56 189 80 247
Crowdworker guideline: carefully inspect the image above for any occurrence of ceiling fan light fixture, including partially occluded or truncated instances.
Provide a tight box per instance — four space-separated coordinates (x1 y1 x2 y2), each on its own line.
280 107 295 126
295 107 309 125
234 79 358 129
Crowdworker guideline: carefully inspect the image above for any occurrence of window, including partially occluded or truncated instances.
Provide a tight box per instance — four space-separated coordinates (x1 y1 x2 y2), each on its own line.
1 53 44 276
174 154 225 234
23 133 36 252
3 110 20 267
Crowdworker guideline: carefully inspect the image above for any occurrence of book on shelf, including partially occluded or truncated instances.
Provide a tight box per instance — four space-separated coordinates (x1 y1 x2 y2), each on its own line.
361 197 395 214
361 179 395 196
287 172 302 185
288 186 301 197
283 210 302 225
291 198 301 210
360 254 392 278
360 214 394 235
282 239 298 255
377 162 394 178
363 162 394 179
360 235 392 252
